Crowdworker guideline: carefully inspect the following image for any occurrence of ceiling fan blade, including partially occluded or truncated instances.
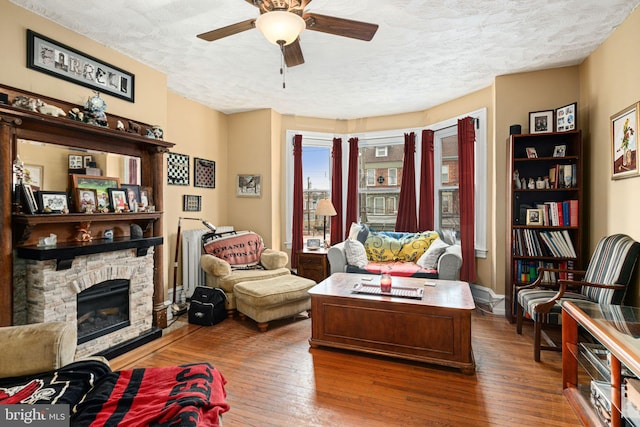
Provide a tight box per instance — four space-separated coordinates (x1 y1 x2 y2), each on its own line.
284 38 305 67
197 18 256 42
303 13 378 41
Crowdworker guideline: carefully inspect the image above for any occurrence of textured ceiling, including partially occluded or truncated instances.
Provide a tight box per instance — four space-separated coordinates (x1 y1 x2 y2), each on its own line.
9 0 640 119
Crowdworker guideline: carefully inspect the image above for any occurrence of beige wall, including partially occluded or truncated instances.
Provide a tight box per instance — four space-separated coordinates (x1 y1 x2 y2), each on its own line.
579 6 640 304
0 0 166 125
493 67 581 296
226 109 275 246
164 92 229 299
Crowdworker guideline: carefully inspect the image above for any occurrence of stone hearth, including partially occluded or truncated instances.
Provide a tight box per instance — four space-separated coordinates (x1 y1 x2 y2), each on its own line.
13 247 155 359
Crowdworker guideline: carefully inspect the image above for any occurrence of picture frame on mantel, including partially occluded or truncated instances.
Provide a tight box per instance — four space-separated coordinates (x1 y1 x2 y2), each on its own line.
611 102 639 180
26 29 135 102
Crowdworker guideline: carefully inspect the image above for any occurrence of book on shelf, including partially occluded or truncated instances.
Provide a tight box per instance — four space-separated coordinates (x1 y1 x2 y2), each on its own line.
569 199 578 226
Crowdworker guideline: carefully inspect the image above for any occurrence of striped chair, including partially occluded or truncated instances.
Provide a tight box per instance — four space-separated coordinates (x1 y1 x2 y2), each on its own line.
516 234 640 361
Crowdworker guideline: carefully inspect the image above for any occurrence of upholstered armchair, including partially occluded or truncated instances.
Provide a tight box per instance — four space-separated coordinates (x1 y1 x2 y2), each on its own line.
516 234 640 361
200 232 290 318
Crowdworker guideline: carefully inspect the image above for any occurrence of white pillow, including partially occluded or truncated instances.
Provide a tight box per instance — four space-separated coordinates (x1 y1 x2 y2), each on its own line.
344 238 369 268
348 223 363 240
417 238 450 270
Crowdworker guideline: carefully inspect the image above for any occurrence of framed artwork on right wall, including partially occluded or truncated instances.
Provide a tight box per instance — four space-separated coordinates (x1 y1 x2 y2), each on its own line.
611 102 639 180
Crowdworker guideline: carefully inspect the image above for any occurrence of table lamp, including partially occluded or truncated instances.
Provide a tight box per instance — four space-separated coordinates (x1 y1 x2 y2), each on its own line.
315 199 337 247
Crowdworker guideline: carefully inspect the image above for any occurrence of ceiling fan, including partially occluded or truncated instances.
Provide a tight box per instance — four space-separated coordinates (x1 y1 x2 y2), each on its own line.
196 0 379 67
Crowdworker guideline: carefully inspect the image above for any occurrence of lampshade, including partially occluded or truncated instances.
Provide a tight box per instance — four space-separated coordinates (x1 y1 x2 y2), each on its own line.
315 199 337 217
255 10 305 46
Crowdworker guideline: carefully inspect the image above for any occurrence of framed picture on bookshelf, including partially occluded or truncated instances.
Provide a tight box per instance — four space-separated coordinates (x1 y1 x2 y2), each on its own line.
611 102 639 180
529 110 554 134
526 147 538 158
556 102 577 132
553 145 567 157
526 208 543 226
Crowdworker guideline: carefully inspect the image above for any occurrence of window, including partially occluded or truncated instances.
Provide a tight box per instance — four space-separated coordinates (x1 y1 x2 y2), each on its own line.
373 197 385 214
435 133 459 237
387 197 397 214
301 144 331 240
286 108 486 256
388 168 397 185
358 141 403 231
366 169 375 186
376 146 388 157
441 165 450 184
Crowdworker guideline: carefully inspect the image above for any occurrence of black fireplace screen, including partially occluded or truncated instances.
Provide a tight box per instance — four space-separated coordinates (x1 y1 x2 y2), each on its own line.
77 279 130 344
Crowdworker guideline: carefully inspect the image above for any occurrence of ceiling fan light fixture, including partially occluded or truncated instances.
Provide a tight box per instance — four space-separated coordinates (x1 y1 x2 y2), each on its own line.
255 10 305 46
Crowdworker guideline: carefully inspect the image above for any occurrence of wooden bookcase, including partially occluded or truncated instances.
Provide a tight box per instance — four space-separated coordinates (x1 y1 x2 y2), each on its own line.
505 130 584 322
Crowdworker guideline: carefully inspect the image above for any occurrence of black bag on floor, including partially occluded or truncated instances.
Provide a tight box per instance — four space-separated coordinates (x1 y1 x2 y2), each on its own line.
188 287 227 326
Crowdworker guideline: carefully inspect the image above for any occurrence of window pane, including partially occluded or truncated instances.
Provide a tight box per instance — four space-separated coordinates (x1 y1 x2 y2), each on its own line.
441 135 458 186
358 144 402 231
439 189 460 236
388 167 397 185
302 146 331 239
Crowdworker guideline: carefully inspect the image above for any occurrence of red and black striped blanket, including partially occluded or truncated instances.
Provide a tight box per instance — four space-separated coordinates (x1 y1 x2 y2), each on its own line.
0 360 229 426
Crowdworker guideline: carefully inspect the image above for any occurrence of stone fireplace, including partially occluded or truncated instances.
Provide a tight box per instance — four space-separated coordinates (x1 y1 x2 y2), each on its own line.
13 247 155 359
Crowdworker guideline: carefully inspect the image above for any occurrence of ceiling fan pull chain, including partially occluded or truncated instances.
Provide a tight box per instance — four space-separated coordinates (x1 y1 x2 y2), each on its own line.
279 40 286 89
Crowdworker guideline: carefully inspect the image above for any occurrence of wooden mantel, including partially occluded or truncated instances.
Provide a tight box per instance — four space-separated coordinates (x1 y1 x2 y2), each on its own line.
0 84 174 327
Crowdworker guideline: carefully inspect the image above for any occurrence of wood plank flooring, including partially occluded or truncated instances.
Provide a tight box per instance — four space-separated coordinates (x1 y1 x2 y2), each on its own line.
111 310 581 426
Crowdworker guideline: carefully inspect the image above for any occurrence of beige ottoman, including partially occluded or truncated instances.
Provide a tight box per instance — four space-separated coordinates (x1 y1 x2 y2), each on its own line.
234 275 316 332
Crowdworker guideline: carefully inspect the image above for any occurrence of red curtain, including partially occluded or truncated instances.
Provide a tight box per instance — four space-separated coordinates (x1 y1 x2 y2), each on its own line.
395 132 418 232
291 134 303 269
458 117 476 283
330 138 343 245
344 137 359 238
418 129 435 231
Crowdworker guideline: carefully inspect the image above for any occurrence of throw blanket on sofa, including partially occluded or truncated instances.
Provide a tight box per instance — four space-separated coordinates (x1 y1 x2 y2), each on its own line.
351 261 438 278
0 359 111 406
72 362 229 427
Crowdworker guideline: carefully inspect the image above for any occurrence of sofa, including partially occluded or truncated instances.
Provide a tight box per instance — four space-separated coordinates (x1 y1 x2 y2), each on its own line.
0 322 229 426
327 224 462 280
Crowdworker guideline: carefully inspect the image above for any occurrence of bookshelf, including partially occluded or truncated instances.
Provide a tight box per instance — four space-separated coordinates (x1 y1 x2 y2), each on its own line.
505 130 584 322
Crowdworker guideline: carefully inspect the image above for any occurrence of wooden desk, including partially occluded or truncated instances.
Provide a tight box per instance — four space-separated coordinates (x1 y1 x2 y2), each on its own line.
308 273 475 373
297 247 329 283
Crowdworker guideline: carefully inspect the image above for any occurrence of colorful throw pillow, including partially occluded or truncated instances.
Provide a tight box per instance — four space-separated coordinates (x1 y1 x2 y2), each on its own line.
364 232 402 262
397 231 440 262
344 238 369 268
202 231 265 267
416 238 450 270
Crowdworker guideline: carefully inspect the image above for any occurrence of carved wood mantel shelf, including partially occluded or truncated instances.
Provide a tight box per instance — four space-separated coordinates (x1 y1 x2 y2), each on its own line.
13 212 162 244
0 84 175 327
17 236 163 271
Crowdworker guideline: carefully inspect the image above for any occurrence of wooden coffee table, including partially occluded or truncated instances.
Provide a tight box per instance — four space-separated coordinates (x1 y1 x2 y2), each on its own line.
308 273 475 373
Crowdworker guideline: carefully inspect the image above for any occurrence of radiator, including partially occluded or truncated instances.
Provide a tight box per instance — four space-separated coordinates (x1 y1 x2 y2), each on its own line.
181 225 234 298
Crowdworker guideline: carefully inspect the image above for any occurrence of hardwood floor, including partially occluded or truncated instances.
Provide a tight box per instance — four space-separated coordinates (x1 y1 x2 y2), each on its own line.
111 310 581 426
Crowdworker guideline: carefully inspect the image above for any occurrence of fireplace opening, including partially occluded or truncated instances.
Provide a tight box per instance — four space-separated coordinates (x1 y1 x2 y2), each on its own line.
77 279 130 344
